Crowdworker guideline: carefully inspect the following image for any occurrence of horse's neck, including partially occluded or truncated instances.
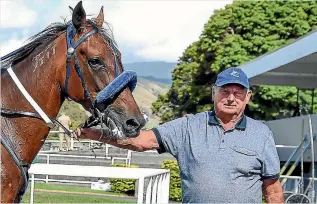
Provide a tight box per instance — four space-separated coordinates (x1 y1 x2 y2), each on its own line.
1 35 67 162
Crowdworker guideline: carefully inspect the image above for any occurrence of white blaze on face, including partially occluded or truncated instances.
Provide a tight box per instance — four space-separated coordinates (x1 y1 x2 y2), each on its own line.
106 117 124 139
112 127 123 138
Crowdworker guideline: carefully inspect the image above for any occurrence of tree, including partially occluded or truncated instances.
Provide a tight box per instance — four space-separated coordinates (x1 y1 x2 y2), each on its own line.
48 100 88 139
152 0 317 122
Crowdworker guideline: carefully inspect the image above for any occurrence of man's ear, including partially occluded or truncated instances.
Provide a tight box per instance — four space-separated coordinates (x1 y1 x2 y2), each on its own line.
212 86 216 101
246 89 253 102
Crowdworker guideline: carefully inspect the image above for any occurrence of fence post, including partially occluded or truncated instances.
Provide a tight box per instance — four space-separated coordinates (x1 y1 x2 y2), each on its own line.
162 172 170 203
45 155 50 183
137 177 145 204
30 174 35 204
151 175 159 203
145 177 153 203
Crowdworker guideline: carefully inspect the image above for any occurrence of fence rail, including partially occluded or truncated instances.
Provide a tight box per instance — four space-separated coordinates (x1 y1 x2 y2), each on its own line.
29 164 170 204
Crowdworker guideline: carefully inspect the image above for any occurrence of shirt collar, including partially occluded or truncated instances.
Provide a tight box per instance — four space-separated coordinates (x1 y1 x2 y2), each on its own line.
208 111 247 130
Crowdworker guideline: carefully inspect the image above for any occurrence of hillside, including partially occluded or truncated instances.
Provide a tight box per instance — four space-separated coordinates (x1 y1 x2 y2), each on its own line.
123 61 176 81
133 76 170 112
56 76 170 134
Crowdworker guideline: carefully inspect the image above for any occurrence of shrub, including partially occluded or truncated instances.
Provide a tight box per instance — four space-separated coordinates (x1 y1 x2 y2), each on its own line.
109 164 139 196
162 160 182 201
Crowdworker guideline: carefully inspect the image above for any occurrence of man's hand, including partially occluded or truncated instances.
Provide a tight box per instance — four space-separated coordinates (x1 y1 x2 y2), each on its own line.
74 127 159 152
75 127 103 141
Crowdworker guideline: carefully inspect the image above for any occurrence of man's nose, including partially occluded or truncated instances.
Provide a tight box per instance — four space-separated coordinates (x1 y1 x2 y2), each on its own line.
227 93 235 101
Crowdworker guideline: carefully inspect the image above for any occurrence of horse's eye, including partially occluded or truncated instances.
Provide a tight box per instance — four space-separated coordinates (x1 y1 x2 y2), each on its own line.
88 57 104 69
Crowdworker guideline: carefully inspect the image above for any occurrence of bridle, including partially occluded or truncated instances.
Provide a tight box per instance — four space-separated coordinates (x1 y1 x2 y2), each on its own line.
0 23 137 202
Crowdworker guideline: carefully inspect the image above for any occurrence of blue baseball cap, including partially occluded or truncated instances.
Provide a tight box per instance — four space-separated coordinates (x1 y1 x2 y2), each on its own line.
215 67 249 89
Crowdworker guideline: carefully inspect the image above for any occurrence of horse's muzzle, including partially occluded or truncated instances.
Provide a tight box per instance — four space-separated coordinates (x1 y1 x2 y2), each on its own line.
103 106 145 139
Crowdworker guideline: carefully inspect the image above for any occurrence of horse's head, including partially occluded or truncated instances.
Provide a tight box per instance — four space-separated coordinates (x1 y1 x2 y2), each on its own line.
60 1 145 138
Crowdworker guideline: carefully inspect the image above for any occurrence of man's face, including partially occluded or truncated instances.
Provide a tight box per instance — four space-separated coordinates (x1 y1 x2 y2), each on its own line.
213 84 252 116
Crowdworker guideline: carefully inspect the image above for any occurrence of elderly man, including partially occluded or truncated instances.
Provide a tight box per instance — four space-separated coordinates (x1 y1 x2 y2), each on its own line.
77 67 284 203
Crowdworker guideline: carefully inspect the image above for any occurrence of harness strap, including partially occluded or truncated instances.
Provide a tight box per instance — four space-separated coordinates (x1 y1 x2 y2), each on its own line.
1 108 72 136
64 24 96 102
73 51 94 104
110 41 119 78
6 67 54 128
0 136 30 203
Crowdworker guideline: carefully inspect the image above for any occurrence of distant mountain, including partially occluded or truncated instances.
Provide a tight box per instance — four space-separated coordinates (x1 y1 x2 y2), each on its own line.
141 76 172 84
123 61 176 80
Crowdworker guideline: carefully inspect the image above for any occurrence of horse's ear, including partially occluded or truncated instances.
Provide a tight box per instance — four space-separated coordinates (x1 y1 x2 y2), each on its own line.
96 6 104 28
72 1 86 30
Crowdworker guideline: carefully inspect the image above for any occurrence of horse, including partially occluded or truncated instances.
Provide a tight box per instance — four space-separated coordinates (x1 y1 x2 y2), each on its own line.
0 1 145 202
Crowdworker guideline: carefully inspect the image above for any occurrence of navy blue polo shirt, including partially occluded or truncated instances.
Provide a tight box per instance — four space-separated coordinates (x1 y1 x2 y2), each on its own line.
152 111 280 203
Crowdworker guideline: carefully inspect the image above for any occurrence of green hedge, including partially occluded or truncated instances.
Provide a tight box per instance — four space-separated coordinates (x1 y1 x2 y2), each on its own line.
109 164 139 196
162 160 182 201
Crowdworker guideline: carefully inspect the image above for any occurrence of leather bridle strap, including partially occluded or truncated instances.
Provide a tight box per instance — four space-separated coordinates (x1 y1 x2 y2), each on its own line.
0 108 72 136
64 24 97 105
0 136 29 203
6 67 54 127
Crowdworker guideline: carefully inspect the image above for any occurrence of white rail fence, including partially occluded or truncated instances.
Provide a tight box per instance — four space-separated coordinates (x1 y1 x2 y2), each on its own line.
37 150 132 166
36 152 131 183
29 164 170 204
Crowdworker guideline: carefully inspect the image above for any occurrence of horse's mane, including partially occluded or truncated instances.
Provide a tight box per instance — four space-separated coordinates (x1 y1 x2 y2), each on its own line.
1 18 117 70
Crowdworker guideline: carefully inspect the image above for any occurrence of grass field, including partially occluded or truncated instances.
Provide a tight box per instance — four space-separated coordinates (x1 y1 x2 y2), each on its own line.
22 183 136 203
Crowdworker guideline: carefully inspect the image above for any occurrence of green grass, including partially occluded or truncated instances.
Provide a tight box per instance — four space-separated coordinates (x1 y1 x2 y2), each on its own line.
22 192 135 203
21 183 136 203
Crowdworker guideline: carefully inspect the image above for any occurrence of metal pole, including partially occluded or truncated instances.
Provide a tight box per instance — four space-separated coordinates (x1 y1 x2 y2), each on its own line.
300 118 305 194
280 135 308 175
308 114 315 203
281 138 312 185
312 89 315 114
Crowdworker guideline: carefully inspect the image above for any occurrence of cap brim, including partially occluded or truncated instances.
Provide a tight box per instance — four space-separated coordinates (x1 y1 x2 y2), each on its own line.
215 80 249 89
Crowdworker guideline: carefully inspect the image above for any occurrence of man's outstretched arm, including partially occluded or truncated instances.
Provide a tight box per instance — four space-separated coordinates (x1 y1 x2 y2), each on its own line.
263 179 284 203
76 128 159 152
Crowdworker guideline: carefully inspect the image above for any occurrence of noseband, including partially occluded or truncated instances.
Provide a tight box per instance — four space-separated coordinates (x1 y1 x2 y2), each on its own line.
0 23 137 202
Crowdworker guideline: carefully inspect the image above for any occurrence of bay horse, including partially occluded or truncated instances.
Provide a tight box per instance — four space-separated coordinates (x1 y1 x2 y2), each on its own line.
0 1 145 203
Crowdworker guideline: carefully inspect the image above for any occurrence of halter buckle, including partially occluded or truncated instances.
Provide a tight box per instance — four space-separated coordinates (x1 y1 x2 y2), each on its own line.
67 47 75 55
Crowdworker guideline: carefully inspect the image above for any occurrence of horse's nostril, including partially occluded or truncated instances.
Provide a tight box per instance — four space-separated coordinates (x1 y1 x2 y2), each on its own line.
125 118 140 129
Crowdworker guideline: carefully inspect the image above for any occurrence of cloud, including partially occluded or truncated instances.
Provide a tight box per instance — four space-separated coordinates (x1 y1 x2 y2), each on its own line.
110 1 232 61
48 0 232 62
0 34 28 57
1 0 232 62
0 0 37 28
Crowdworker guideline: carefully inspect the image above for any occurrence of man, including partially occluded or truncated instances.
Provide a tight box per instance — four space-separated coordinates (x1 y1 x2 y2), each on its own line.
142 110 149 122
141 110 149 130
57 112 72 151
77 67 284 203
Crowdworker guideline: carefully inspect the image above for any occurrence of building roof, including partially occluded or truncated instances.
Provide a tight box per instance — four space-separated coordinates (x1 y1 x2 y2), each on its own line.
239 30 317 89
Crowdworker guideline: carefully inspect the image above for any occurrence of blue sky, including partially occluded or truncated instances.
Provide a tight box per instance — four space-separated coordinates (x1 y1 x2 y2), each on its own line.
0 0 232 63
